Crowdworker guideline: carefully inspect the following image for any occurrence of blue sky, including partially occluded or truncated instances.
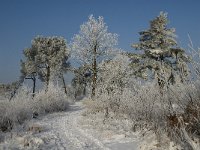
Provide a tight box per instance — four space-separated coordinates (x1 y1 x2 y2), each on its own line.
0 0 200 83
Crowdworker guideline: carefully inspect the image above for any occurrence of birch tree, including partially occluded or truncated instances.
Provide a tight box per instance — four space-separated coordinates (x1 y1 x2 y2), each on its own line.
71 15 118 97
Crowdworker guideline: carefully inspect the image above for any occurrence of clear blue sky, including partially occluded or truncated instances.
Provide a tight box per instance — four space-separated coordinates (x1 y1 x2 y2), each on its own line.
0 0 200 83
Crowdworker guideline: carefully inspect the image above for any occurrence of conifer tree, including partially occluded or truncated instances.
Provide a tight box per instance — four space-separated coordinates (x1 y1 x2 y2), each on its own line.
21 36 70 92
132 12 189 87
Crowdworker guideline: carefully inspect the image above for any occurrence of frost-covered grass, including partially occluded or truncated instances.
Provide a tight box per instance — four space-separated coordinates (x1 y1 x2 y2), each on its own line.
0 87 33 132
85 81 200 149
0 83 71 132
84 82 200 150
32 83 70 115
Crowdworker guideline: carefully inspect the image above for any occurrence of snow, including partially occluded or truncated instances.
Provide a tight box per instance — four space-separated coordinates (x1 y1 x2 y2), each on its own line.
149 49 163 54
0 101 139 150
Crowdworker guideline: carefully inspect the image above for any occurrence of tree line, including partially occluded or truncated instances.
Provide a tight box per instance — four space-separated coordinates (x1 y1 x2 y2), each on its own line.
1 12 190 99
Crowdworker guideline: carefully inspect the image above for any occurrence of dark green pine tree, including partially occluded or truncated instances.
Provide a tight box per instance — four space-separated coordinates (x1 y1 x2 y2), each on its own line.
132 12 189 88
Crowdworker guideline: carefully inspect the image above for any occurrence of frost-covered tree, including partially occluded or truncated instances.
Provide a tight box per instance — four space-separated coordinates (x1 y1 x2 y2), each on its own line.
56 55 70 95
95 53 138 117
71 15 118 97
34 36 70 89
20 47 38 96
132 12 189 88
97 54 132 95
21 36 70 91
71 65 92 99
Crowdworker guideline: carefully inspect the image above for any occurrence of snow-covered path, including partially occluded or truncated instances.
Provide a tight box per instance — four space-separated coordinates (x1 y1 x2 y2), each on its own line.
34 101 111 150
0 101 138 150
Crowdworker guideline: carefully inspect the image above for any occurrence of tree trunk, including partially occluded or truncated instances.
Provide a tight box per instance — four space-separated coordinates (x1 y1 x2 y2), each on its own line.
62 75 67 95
32 76 36 97
46 66 50 91
24 75 36 97
83 83 87 96
92 44 97 98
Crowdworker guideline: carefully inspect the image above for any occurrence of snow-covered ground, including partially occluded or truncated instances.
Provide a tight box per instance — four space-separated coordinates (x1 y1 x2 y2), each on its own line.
0 101 139 150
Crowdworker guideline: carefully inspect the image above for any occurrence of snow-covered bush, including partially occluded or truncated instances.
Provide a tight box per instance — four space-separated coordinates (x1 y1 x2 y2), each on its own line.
8 88 33 126
165 82 200 149
84 52 200 149
89 54 138 117
0 84 71 132
32 83 70 115
118 81 200 149
0 86 33 131
0 100 14 131
91 54 133 113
